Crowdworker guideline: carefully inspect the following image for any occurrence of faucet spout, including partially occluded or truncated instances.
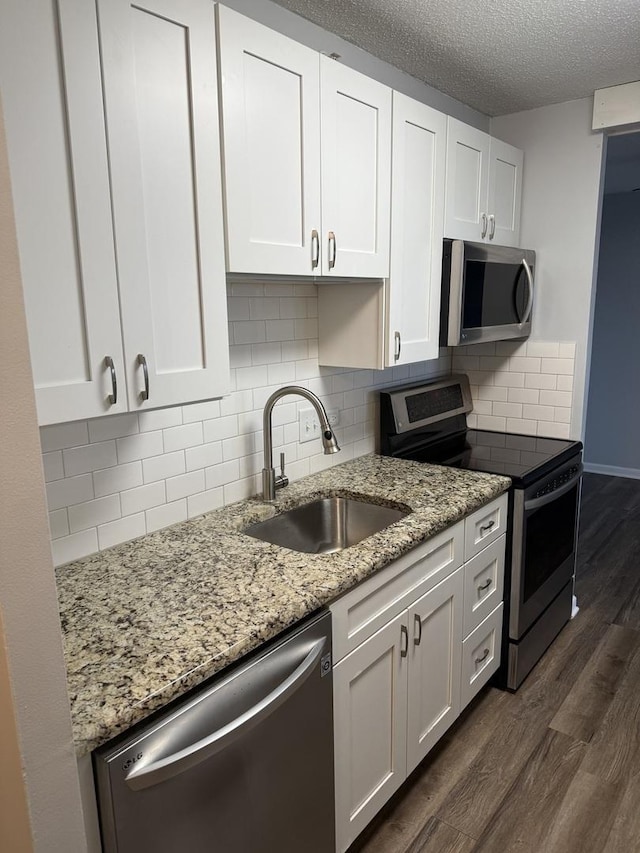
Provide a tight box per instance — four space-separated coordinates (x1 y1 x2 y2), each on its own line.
261 385 340 501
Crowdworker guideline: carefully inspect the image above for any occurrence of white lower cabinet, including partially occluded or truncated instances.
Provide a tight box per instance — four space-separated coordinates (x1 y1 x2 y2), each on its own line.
331 495 506 852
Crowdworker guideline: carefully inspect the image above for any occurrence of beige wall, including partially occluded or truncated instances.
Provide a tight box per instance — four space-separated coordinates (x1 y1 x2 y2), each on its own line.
491 98 605 440
0 100 87 850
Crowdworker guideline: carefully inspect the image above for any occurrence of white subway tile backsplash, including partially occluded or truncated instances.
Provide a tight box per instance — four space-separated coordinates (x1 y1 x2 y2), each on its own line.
46 474 94 511
554 407 572 423
182 400 221 424
234 320 267 344
476 414 507 431
68 495 121 533
557 375 574 392
540 390 572 407
203 415 239 443
146 500 187 533
48 508 69 540
43 293 568 565
558 342 576 358
42 451 64 482
541 358 574 375
163 422 203 453
51 528 98 567
187 488 224 519
94 462 143 497
98 514 146 551
185 441 223 472
88 413 138 443
525 341 560 358
143 451 186 483
63 441 117 477
507 388 540 405
524 373 557 390
138 407 183 432
40 421 89 452
120 482 166 516
537 422 571 439
522 404 556 422
510 356 541 373
117 431 164 463
166 470 205 503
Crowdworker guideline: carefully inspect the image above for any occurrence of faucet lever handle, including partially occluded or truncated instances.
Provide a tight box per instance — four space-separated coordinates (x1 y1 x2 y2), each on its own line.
276 452 289 491
279 452 286 477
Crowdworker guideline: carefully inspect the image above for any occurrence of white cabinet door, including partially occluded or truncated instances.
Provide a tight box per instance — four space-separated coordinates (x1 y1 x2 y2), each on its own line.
320 57 392 278
387 93 446 366
333 612 408 853
406 567 463 776
444 117 490 242
488 137 523 247
217 6 321 275
0 0 126 425
99 0 229 411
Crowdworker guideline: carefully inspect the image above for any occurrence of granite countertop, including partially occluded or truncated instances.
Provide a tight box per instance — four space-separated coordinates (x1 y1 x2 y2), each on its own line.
55 454 510 756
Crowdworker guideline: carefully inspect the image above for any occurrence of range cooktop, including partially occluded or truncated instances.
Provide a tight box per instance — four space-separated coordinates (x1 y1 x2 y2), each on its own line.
379 375 582 488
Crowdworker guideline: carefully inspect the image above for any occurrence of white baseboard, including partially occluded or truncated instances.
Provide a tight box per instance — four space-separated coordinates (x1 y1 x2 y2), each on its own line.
583 462 640 480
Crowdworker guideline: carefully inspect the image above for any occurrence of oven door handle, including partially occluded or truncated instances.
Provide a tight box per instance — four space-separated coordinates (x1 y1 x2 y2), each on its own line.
524 464 583 512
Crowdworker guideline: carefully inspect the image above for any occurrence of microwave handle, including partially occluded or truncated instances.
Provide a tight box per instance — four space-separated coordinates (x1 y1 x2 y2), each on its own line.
519 258 534 325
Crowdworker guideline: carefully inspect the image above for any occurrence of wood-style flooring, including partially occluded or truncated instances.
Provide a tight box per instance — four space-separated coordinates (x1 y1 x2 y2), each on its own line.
352 474 640 853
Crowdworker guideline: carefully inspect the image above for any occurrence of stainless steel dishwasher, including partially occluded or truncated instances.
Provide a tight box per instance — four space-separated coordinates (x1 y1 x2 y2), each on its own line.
94 611 334 853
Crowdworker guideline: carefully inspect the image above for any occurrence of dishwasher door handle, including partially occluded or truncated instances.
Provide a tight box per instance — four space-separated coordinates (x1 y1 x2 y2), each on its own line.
125 636 326 791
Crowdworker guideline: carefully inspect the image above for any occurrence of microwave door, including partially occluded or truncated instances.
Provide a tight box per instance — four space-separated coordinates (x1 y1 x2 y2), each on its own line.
445 240 535 346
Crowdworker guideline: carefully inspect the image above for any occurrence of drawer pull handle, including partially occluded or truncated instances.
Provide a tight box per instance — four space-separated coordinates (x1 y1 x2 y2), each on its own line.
400 625 408 658
479 520 495 534
414 613 422 646
475 647 490 666
138 353 150 401
328 231 337 269
311 229 319 269
478 578 492 593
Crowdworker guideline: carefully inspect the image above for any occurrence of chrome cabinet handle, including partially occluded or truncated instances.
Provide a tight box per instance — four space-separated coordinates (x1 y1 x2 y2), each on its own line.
488 214 496 240
104 356 117 405
138 353 150 401
394 331 402 362
328 231 336 269
480 213 488 239
414 614 422 646
479 520 495 534
400 624 408 658
478 578 492 593
311 229 319 269
475 647 490 665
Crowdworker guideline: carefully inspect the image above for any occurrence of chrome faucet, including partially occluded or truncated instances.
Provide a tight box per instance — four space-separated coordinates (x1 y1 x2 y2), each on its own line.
262 385 340 501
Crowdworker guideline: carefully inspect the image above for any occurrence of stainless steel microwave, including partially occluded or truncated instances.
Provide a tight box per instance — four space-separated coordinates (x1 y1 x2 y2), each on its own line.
440 239 535 347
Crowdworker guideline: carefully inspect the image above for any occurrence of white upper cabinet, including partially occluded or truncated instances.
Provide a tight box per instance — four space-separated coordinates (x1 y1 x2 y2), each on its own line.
216 6 321 276
217 8 392 278
0 0 127 425
445 117 523 247
99 0 230 410
387 93 446 366
320 57 392 278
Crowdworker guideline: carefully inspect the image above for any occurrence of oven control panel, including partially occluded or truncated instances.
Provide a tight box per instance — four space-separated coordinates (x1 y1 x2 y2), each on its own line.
533 464 581 499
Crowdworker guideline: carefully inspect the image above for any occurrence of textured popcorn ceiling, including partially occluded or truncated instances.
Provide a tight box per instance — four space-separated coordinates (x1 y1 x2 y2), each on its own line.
270 0 640 116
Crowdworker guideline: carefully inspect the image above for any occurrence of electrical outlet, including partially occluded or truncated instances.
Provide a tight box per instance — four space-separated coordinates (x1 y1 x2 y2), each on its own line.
299 408 340 443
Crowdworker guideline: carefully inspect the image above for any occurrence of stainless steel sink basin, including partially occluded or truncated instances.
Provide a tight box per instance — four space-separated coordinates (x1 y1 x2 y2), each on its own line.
244 496 409 554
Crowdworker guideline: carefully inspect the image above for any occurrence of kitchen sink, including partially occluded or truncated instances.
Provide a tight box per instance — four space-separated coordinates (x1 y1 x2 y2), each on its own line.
244 496 410 554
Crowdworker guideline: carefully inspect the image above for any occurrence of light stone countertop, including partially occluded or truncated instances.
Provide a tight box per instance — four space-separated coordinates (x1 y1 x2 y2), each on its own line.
54 454 510 756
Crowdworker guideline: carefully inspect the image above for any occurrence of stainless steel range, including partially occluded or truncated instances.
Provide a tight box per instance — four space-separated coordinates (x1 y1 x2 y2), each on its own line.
379 374 583 690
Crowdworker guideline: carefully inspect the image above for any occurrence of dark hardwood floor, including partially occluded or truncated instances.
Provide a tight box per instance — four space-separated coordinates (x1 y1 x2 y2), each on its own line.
353 474 640 853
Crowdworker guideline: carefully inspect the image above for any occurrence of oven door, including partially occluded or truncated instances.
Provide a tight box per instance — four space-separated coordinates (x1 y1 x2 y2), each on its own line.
448 241 535 346
509 457 582 640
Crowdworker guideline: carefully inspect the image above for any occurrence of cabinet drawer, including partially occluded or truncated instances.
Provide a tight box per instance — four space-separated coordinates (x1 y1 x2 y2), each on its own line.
463 535 505 637
460 603 503 709
331 523 463 663
464 493 508 561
